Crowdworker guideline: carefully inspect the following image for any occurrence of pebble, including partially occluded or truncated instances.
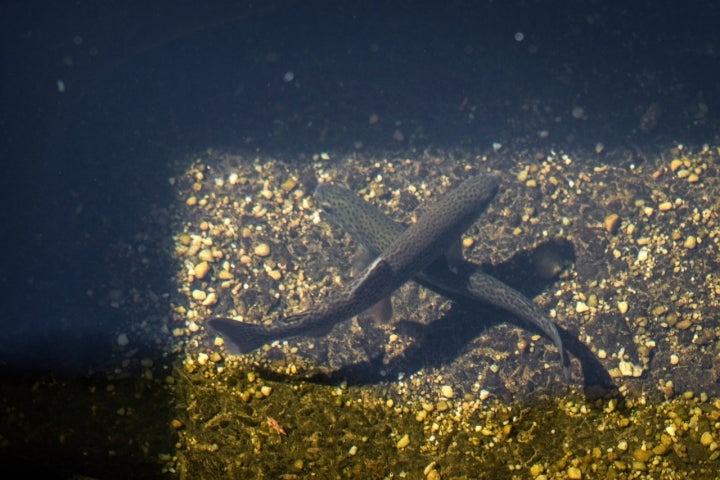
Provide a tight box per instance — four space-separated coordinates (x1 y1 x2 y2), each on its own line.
260 385 273 397
567 466 582 479
617 301 629 314
683 236 697 249
396 434 410 448
193 261 210 279
604 213 621 233
117 333 129 346
254 243 271 257
658 201 673 211
201 292 217 306
440 385 455 399
700 431 713 447
576 301 590 313
198 249 214 262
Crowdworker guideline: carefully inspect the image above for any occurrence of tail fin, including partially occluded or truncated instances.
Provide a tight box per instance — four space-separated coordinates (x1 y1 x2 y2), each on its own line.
206 318 277 354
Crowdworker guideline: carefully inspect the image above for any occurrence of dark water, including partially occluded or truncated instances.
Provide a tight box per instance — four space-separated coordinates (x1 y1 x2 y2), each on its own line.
1 0 719 477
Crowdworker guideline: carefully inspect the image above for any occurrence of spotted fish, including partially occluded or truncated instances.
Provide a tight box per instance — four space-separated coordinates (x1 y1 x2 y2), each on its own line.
208 174 499 355
314 182 571 382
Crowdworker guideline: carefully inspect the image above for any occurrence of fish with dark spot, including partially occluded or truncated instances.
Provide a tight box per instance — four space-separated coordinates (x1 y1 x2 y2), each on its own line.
208 174 499 356
314 182 571 381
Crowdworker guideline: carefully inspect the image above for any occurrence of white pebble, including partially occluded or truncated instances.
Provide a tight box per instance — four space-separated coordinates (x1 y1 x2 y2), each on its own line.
117 333 129 346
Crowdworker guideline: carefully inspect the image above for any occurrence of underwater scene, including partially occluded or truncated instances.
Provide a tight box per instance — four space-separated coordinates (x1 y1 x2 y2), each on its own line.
2 1 720 479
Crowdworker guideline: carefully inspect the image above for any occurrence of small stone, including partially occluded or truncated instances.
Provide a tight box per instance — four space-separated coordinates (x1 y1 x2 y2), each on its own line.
462 237 475 248
170 419 184 430
193 261 210 279
440 385 455 399
260 385 273 397
396 434 410 448
201 292 217 306
198 249 214 262
617 301 629 314
567 466 582 479
576 301 590 313
683 236 697 249
633 448 651 462
426 470 441 480
670 159 683 171
658 201 673 211
687 173 699 183
191 289 207 301
618 361 634 377
254 243 271 257
197 352 209 365
281 177 298 191
116 333 129 346
700 431 713 447
604 213 621 234
217 270 234 280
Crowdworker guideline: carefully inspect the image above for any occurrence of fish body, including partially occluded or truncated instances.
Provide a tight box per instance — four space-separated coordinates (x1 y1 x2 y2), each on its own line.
208 174 499 353
314 182 570 381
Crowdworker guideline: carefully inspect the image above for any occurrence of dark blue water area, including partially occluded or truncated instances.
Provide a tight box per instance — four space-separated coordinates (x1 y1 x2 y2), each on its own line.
1 0 718 376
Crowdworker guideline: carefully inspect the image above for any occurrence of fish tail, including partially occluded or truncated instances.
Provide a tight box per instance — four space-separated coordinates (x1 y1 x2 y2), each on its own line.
207 317 278 353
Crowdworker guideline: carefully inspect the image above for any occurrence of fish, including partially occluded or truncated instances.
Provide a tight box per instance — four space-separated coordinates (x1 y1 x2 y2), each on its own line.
208 174 499 354
313 182 571 382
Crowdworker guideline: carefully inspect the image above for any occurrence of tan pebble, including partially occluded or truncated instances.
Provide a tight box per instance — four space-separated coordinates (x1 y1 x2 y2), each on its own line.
201 292 217 306
198 249 214 262
178 234 192 246
426 469 441 480
191 289 207 301
643 206 654 217
670 159 683 171
217 270 234 280
170 419 184 430
576 301 590 313
462 237 474 248
525 179 537 188
255 243 271 257
652 443 670 455
281 177 298 191
529 463 544 477
618 361 634 377
268 269 282 281
677 169 690 179
632 461 647 471
440 385 454 399
240 254 252 265
604 213 621 234
396 434 410 449
423 462 437 476
683 236 697 249
567 466 582 479
658 201 673 211
687 173 699 183
197 352 209 365
186 196 198 206
700 431 713 447
676 319 692 330
617 301 629 314
633 448 651 462
193 261 210 279
260 385 273 397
